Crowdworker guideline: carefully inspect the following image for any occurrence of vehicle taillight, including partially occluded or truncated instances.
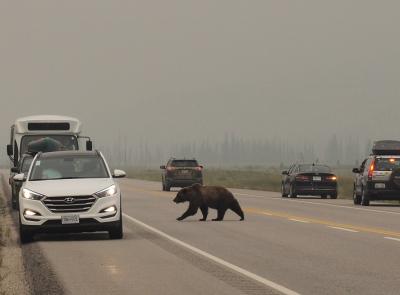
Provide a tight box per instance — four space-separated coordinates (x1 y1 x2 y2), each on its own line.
368 159 375 180
326 176 337 181
195 166 203 171
296 175 310 181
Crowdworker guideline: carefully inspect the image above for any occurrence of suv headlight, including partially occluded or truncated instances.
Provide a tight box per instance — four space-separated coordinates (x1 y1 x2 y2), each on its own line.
22 189 45 201
95 185 117 198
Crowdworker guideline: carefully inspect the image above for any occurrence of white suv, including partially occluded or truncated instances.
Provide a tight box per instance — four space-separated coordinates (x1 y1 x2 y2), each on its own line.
13 150 126 243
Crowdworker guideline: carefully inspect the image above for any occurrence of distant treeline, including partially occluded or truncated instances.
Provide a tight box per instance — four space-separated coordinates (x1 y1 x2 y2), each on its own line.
100 134 373 168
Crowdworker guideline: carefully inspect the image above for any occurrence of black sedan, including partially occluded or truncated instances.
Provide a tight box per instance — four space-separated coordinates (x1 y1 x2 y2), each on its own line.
281 164 338 199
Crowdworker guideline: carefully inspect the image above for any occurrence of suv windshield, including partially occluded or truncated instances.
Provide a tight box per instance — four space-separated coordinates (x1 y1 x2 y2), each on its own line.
21 135 78 155
170 160 198 167
299 164 331 173
30 155 109 181
375 158 400 171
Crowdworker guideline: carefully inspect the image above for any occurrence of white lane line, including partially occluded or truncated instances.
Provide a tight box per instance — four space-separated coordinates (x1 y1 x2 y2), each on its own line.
123 213 301 295
235 190 400 216
282 199 400 216
235 192 267 199
261 212 273 216
289 218 310 224
328 226 358 233
384 237 400 243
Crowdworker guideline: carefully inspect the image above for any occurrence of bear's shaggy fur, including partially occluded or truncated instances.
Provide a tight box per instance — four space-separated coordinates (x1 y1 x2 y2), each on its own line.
173 184 245 221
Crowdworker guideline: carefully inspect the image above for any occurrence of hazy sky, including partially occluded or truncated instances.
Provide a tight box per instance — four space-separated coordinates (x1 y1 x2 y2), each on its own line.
1 1 400 151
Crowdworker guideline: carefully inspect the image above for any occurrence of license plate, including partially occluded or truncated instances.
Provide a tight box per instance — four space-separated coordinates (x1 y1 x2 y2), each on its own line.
313 176 322 181
61 214 80 224
180 170 189 174
375 183 386 189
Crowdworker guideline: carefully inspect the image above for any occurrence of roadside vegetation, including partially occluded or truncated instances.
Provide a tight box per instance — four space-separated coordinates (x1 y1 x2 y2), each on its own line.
122 166 355 199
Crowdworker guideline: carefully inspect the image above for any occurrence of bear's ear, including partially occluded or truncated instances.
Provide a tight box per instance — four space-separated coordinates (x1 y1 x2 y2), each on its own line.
191 183 202 191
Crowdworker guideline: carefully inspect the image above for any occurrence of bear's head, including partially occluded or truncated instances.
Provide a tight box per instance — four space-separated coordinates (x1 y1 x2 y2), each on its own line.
173 183 202 203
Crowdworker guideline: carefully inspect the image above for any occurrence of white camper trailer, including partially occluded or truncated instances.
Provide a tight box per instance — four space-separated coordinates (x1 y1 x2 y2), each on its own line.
7 115 93 167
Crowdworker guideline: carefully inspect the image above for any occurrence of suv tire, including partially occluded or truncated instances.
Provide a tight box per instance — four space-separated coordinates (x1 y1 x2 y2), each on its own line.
361 189 370 206
109 211 123 240
330 193 338 199
19 217 33 244
353 188 361 205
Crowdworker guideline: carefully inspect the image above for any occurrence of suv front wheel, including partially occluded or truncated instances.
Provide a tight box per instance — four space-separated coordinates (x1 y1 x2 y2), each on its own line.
109 211 123 239
19 216 34 244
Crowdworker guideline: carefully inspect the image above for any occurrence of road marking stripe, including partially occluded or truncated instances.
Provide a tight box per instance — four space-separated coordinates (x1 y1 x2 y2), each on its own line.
281 199 400 216
384 237 400 242
289 219 310 223
328 226 358 233
235 192 266 198
245 207 400 238
123 213 301 295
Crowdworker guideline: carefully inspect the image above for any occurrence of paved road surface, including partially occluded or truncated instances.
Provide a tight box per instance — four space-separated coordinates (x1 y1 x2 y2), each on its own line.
4 175 400 295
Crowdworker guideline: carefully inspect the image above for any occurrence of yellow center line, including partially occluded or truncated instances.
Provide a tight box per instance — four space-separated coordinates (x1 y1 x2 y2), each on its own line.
245 207 400 238
121 185 400 239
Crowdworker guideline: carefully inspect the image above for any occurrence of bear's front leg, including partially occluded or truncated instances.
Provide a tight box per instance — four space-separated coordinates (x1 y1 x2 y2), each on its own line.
199 206 208 221
177 204 199 221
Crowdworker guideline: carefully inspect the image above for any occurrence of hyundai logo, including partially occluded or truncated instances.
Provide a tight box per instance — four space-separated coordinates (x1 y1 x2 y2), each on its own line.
64 197 75 204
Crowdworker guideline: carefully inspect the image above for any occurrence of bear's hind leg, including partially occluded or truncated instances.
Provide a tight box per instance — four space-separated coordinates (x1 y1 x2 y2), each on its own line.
212 208 227 221
199 206 208 221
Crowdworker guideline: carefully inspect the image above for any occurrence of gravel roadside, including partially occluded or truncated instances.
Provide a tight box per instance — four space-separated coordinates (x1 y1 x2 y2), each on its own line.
0 173 64 295
0 176 29 295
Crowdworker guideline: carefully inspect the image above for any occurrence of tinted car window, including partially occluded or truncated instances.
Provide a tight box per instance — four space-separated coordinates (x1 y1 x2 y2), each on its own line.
298 165 331 173
30 155 109 181
375 158 400 171
170 160 198 167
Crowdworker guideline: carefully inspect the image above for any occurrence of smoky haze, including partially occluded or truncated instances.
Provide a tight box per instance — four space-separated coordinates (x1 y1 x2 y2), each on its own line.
1 1 400 166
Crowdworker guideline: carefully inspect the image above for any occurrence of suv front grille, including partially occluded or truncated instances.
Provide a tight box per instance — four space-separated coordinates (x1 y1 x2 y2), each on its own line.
42 195 97 213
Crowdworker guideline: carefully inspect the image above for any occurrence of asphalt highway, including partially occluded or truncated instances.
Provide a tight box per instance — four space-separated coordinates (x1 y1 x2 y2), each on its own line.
4 176 400 295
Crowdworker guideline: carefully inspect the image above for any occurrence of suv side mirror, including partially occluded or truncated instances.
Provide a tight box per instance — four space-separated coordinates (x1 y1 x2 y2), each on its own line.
7 144 12 156
10 167 19 173
352 168 360 174
282 170 289 175
13 173 26 182
112 169 126 178
160 165 166 169
86 140 93 151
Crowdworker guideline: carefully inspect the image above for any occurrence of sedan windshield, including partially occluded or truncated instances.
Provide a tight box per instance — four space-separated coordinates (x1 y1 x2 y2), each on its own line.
30 155 109 181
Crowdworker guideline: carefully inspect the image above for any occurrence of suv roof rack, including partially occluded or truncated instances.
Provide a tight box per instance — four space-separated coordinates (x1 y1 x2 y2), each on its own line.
372 140 400 155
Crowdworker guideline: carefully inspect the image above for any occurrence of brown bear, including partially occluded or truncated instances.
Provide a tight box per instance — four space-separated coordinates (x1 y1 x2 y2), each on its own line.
173 184 245 221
